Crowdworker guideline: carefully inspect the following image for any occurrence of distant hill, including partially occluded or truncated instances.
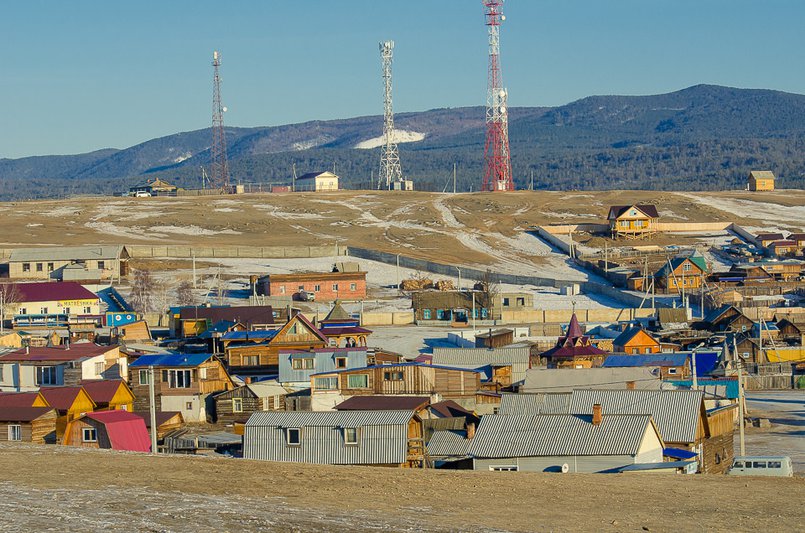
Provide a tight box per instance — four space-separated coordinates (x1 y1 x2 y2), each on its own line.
2 84 805 199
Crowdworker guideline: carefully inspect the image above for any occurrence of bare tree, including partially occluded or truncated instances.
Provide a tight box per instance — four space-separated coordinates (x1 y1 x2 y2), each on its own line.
176 280 195 307
129 269 155 313
0 283 20 333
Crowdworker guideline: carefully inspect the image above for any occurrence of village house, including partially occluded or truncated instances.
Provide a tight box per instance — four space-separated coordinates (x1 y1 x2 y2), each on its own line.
171 305 281 338
257 271 367 302
3 282 102 329
316 301 372 347
131 411 185 440
294 171 339 192
225 314 329 375
600 352 719 380
80 379 135 411
63 410 150 452
7 246 128 282
702 305 754 334
214 380 298 425
468 410 665 473
613 325 661 354
115 320 152 344
411 290 491 324
243 409 427 467
279 347 368 388
430 346 530 390
747 170 775 191
787 233 805 250
651 253 708 294
755 232 786 248
0 344 126 392
0 406 58 444
474 328 514 348
39 385 96 440
309 362 481 411
607 204 660 239
768 240 799 257
521 367 664 393
129 353 233 422
540 314 608 368
776 316 805 343
0 390 49 408
129 177 178 196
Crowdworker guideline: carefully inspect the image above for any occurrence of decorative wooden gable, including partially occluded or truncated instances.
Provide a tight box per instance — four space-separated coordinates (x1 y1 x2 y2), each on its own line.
272 315 328 346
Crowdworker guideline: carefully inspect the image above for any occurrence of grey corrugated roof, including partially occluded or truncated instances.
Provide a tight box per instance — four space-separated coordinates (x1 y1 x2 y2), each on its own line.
568 389 703 444
246 409 414 428
432 347 530 364
523 367 663 393
427 430 470 457
498 393 571 415
9 245 123 262
468 414 653 458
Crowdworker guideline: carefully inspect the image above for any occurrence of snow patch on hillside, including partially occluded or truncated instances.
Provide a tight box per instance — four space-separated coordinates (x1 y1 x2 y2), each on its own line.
354 130 426 149
173 152 193 163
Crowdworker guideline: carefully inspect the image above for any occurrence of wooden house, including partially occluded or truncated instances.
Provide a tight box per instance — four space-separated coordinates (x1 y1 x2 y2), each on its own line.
776 317 805 342
279 347 368 388
411 290 491 324
129 353 233 422
293 171 340 192
703 305 753 334
244 409 427 467
607 204 660 238
116 320 152 343
39 385 96 440
653 254 708 294
0 406 58 444
613 326 661 354
540 313 608 368
0 331 23 348
80 379 135 411
214 380 297 425
748 170 775 191
755 233 785 248
131 411 185 440
430 346 530 390
0 391 50 408
63 410 150 452
310 362 481 411
129 177 177 196
171 305 280 339
474 329 514 348
225 314 329 373
316 301 372 347
602 353 691 379
768 240 798 257
787 233 805 249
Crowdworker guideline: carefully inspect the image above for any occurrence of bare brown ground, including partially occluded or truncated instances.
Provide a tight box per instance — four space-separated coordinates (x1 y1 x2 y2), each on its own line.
2 190 803 267
0 442 801 532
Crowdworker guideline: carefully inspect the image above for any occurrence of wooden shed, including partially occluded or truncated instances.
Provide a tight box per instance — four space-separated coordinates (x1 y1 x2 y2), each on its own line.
0 406 58 444
63 410 150 452
214 380 295 425
81 380 135 411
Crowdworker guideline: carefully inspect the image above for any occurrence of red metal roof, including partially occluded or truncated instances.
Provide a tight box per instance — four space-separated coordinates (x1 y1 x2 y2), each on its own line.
0 344 114 362
80 380 124 404
0 406 55 422
542 313 608 359
334 396 430 411
85 410 151 452
39 386 91 411
0 392 45 407
10 282 98 304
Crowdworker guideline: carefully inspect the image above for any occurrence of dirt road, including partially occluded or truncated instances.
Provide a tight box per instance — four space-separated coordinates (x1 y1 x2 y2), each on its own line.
0 443 801 532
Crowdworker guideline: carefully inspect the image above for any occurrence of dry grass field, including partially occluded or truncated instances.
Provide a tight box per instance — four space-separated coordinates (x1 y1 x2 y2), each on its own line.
4 190 804 272
0 442 801 532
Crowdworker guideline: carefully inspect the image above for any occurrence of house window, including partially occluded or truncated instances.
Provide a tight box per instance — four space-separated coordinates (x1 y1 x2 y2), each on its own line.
8 425 21 441
347 374 369 388
36 263 43 272
298 285 305 291
64 307 71 315
343 427 359 445
291 358 314 370
232 398 243 413
683 262 692 272
619 221 628 228
288 324 298 334
516 297 525 306
19 308 26 315
383 371 404 381
83 307 91 314
502 297 510 307
350 283 357 291
40 307 48 314
286 427 301 446
335 357 347 369
138 369 151 385
436 309 444 320
82 428 97 442
332 283 339 291
423 309 431 320
635 220 645 228
94 361 105 375
644 348 651 354
167 369 192 388
668 368 677 375
314 377 338 390
186 402 193 410
632 348 639 354
97 261 105 270
481 308 488 319
242 355 259 366
489 465 518 472
46 262 54 272
36 366 58 386
314 284 321 292
22 263 30 272
279 286 286 294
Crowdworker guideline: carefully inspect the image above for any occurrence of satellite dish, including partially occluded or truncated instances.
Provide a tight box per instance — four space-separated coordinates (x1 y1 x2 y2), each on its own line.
222 106 228 112
561 463 570 473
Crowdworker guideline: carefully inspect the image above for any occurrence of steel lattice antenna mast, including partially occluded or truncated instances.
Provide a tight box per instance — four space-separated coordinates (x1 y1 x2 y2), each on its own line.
210 50 230 192
482 1 513 192
378 40 403 190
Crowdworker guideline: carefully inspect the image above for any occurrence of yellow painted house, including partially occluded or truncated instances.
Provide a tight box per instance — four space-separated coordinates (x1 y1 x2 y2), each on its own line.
607 204 660 238
613 326 661 354
39 386 97 441
80 380 135 411
748 170 775 191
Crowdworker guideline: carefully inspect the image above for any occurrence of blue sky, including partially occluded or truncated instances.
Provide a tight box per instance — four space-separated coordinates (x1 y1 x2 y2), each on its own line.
2 0 805 158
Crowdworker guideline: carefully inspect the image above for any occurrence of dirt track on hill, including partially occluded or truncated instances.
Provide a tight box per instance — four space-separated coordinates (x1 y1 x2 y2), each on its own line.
0 443 801 532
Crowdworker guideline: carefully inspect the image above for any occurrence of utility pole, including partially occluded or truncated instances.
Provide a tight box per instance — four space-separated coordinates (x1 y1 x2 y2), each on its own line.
148 365 157 454
453 163 457 194
192 253 197 289
472 291 477 332
734 337 746 456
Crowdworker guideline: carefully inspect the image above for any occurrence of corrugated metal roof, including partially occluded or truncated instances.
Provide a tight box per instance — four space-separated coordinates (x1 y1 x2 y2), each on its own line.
9 282 99 304
129 353 213 368
468 414 653 458
569 389 703 444
310 361 481 377
498 393 571 415
335 396 430 411
0 406 56 422
246 409 414 428
9 246 123 262
431 346 530 364
427 429 470 457
221 330 279 341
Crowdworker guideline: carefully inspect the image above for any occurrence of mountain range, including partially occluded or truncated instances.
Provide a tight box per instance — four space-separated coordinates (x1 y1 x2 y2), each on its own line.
2 84 805 199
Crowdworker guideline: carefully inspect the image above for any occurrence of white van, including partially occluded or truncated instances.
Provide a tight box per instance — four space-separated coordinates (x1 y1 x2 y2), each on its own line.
133 191 152 198
728 456 793 477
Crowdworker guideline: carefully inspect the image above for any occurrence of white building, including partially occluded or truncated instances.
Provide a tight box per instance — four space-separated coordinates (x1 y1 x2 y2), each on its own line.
295 171 339 192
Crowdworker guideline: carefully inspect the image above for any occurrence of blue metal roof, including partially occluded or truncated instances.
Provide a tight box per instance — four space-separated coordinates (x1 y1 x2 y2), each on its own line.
664 447 698 459
618 460 697 472
130 353 213 368
603 351 719 377
311 361 482 377
221 330 279 341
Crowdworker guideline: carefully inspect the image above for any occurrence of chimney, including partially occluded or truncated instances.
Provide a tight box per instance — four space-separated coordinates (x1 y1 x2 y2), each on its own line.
466 422 476 440
244 376 252 385
626 381 636 390
592 403 603 426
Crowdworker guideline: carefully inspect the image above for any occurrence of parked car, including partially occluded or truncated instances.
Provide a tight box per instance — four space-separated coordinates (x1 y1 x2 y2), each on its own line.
133 191 152 197
728 456 793 477
296 290 315 302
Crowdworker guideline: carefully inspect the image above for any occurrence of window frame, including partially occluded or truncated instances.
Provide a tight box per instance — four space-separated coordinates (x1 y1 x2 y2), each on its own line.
489 465 518 472
291 358 315 370
82 428 97 442
138 369 151 385
343 427 359 445
383 370 404 382
314 376 338 390
8 424 21 441
36 366 58 386
335 357 347 369
286 427 302 446
347 374 369 389
232 398 243 413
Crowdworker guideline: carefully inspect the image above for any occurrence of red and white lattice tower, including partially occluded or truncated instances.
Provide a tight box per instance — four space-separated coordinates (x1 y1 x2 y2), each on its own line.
481 1 514 192
210 50 230 192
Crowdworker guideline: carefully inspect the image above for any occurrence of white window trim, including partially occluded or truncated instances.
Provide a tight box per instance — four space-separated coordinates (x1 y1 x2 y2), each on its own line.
343 427 359 445
8 424 21 441
489 465 518 472
82 428 97 442
232 398 243 413
286 427 302 446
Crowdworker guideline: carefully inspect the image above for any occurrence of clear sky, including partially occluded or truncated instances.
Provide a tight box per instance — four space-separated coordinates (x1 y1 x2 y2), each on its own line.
2 0 805 158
